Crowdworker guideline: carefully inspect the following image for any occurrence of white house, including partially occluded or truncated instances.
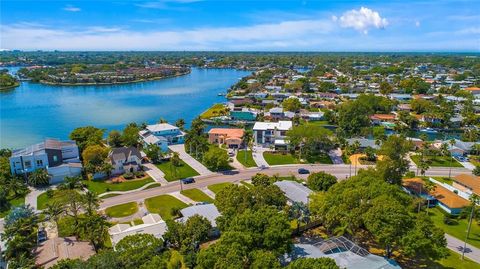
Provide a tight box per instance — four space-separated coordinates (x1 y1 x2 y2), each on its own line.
108 147 142 175
108 213 168 249
253 121 292 147
139 123 185 152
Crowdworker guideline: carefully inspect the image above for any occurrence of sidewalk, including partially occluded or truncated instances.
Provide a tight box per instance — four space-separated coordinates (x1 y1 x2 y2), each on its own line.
143 163 169 185
169 144 213 175
445 233 480 264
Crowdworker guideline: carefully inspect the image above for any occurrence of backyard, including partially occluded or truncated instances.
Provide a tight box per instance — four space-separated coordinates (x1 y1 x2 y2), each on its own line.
411 155 463 167
83 177 154 194
429 207 480 249
236 150 257 167
180 189 214 203
105 202 138 218
156 160 199 181
208 182 233 194
144 194 188 220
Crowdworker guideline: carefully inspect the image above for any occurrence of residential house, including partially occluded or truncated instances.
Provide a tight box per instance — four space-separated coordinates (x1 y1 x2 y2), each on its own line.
369 114 396 125
465 87 480 95
179 204 221 228
431 184 470 215
433 139 476 157
253 121 292 147
139 123 185 152
109 147 142 175
208 128 244 148
108 213 168 249
452 174 480 198
9 139 82 184
346 138 380 150
230 110 257 121
273 180 313 205
35 237 95 268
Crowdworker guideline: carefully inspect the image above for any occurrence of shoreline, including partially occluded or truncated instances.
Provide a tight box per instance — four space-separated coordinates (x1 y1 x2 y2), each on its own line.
32 70 191 87
0 82 20 91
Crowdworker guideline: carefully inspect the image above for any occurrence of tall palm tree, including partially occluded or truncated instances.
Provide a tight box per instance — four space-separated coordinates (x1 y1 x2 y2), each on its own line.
58 176 84 190
424 181 436 213
44 201 64 228
27 169 50 187
83 191 101 216
242 130 253 165
462 194 479 260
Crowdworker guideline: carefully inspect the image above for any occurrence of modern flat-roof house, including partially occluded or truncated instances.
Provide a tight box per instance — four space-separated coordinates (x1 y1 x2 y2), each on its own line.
139 123 185 152
108 147 142 175
9 139 82 184
208 128 244 149
274 180 313 205
108 213 167 249
253 121 292 147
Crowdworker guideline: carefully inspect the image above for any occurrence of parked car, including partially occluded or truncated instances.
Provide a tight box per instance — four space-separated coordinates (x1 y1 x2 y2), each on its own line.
37 229 47 243
181 177 195 184
298 168 310 174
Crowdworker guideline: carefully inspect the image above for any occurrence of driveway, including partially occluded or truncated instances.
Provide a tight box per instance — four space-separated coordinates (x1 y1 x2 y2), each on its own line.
252 146 269 167
143 163 169 185
328 148 344 164
445 233 480 264
460 161 475 170
168 144 213 176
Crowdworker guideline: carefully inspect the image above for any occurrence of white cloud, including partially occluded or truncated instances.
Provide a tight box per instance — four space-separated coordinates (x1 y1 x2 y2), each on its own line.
456 27 480 35
337 7 388 34
63 5 81 12
136 0 201 9
415 20 420 27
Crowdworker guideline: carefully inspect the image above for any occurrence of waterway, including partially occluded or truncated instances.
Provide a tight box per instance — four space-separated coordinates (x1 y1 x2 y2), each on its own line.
0 67 250 148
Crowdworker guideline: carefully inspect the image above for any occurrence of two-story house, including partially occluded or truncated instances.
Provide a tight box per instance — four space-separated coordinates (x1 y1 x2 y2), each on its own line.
9 139 82 184
109 147 142 175
253 121 292 148
139 123 185 152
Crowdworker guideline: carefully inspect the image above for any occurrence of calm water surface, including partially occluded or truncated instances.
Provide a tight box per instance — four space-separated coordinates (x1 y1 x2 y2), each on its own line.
0 67 250 149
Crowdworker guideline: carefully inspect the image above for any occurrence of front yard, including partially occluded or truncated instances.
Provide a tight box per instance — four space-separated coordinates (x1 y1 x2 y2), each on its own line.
105 202 138 218
236 150 257 167
180 189 214 203
429 207 480 249
156 160 199 181
83 177 154 194
144 194 188 220
208 182 233 194
411 155 463 167
263 152 301 165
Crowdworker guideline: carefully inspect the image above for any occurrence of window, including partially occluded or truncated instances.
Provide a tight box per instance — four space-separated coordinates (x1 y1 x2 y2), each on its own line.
24 161 32 168
36 160 43 166
53 155 58 162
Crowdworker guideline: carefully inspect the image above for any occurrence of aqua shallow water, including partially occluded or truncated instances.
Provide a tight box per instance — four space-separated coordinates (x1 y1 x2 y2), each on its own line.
0 67 250 149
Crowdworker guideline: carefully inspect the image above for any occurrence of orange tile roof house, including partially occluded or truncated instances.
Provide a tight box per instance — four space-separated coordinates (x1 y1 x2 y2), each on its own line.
453 174 480 196
465 87 480 95
208 128 244 148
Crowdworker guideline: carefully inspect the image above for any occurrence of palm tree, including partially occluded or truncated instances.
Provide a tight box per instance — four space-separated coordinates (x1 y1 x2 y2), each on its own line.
58 176 84 190
242 130 253 165
78 214 109 252
27 169 50 187
83 191 101 216
170 152 181 179
462 194 479 260
424 181 436 213
6 176 28 197
175 118 186 131
44 201 64 228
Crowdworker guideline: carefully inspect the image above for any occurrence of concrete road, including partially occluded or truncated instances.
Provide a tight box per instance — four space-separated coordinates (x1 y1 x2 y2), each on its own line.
99 163 471 209
445 233 480 264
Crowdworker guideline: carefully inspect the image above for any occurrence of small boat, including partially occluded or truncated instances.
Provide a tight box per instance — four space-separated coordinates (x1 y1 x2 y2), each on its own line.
217 92 226 96
419 127 438 133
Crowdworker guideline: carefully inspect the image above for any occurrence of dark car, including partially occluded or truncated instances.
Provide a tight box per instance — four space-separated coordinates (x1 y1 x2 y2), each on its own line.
181 177 195 184
37 229 47 243
298 168 310 174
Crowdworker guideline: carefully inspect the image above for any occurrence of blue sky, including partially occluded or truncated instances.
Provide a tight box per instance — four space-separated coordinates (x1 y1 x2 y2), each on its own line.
1 0 479 51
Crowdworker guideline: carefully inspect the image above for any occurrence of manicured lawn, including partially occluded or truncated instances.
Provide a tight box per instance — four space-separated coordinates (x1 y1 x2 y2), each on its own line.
37 192 51 210
429 207 480 249
236 150 257 167
144 195 188 220
305 153 333 164
429 249 480 269
144 183 162 189
156 160 199 181
263 152 300 165
105 202 138 218
83 177 154 194
180 189 214 203
208 182 233 194
200 103 228 119
411 155 463 167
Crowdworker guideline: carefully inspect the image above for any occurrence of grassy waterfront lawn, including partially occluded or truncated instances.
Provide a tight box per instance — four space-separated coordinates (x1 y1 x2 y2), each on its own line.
200 103 228 119
180 189 214 203
411 155 463 167
83 177 154 194
105 202 138 218
208 182 233 194
236 150 257 167
429 207 480 249
144 195 188 220
156 160 199 181
263 152 300 165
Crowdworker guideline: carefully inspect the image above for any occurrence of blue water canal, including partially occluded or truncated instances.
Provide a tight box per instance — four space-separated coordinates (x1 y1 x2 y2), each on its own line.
0 67 251 149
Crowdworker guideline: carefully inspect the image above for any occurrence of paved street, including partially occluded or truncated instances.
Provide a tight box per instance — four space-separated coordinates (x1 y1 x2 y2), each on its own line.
99 163 471 209
445 233 480 264
169 144 213 175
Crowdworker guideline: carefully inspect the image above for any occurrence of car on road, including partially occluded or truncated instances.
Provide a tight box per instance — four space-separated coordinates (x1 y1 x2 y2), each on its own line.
181 177 195 184
259 165 268 170
298 168 310 174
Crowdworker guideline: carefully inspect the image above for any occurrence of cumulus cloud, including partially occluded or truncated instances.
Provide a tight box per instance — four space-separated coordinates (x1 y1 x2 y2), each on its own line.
337 7 388 34
63 5 81 12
